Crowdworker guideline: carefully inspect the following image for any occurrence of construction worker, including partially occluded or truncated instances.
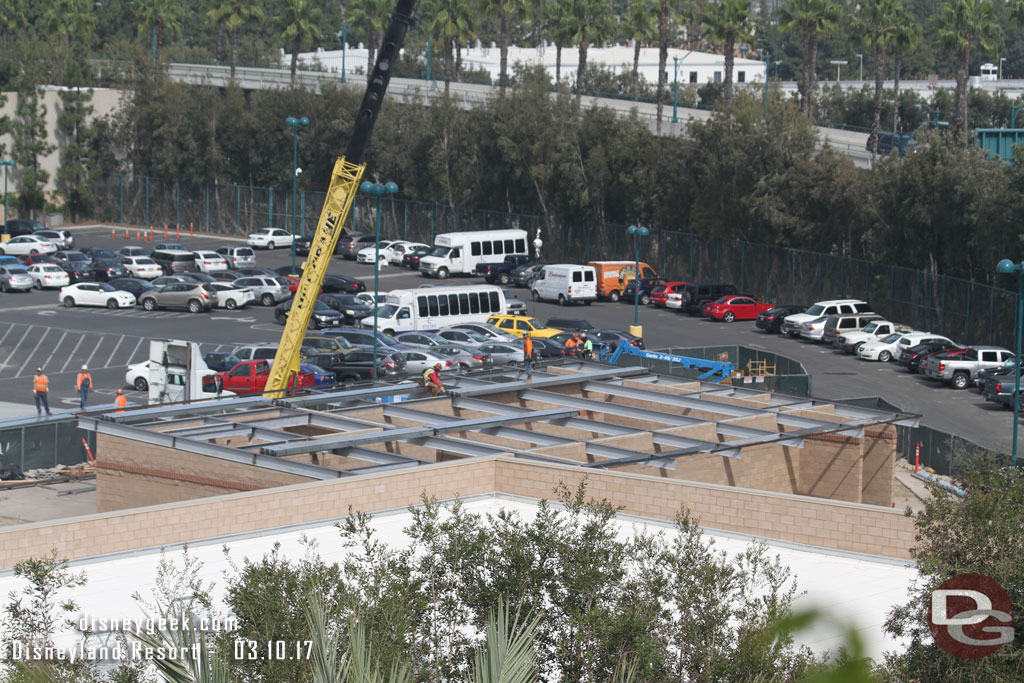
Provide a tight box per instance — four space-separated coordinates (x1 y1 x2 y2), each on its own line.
422 362 445 397
564 332 579 358
580 333 594 360
33 368 51 416
522 332 534 380
114 388 127 412
76 365 92 410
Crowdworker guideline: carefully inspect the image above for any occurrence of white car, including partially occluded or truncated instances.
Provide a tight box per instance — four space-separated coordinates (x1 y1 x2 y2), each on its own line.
120 256 162 279
0 234 57 256
193 251 229 273
124 360 234 398
59 282 136 309
386 241 427 264
798 316 829 342
356 241 392 265
207 282 255 309
27 264 70 289
857 332 915 362
356 292 382 307
247 228 293 250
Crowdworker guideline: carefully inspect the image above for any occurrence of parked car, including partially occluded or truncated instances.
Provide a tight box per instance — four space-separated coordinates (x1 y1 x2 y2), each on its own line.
247 227 294 250
798 316 831 342
151 242 188 252
203 352 242 373
27 264 70 289
356 241 392 265
401 349 456 375
475 342 524 366
233 343 317 362
18 253 56 266
503 290 528 315
210 271 243 282
981 367 1024 407
193 251 229 273
702 296 774 322
138 283 215 313
317 294 373 324
301 363 337 388
531 264 597 306
274 299 344 329
588 260 657 302
81 246 119 261
0 255 20 267
433 344 493 371
234 267 278 278
322 274 366 294
107 278 157 301
670 283 739 315
57 259 95 284
207 282 255 309
476 254 535 285
402 245 432 270
549 332 612 357
622 277 666 306
924 346 1015 389
59 282 136 309
590 329 645 350
396 331 450 348
325 327 404 351
53 249 91 267
485 314 563 338
337 234 377 260
0 265 34 292
858 331 954 363
755 305 806 333
233 276 291 306
0 234 58 256
838 320 909 355
387 241 428 265
449 322 519 343
782 300 872 337
435 327 492 347
303 335 356 357
88 259 129 282
214 246 256 269
151 275 196 287
896 341 962 373
650 281 690 307
308 349 407 383
120 256 162 279
3 218 46 237
117 246 149 258
545 318 596 331
867 131 914 155
151 249 199 275
217 359 314 394
34 229 73 249
974 357 1019 391
821 314 885 347
531 337 567 359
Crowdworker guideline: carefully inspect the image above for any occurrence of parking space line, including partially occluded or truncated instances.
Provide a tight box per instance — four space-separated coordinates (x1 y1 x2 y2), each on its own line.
39 331 68 374
15 328 51 377
83 335 107 370
126 337 146 365
1 325 32 373
0 322 17 350
59 335 87 373
103 335 126 368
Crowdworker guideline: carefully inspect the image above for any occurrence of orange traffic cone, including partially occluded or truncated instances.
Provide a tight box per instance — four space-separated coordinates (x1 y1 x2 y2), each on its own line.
190 222 194 237
136 231 141 241
149 226 154 241
110 228 115 238
124 229 129 239
176 224 180 239
164 224 168 239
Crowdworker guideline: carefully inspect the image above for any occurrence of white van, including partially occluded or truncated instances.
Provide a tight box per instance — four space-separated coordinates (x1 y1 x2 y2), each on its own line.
419 229 528 278
780 299 873 337
361 285 508 334
531 264 597 305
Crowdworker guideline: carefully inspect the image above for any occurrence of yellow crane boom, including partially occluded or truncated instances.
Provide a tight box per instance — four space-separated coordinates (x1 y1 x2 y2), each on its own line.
265 0 419 397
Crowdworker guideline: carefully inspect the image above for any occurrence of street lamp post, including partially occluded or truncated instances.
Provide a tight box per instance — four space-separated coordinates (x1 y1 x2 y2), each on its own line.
0 160 14 231
1000 57 1006 81
1012 102 1024 128
341 24 350 83
829 59 847 82
426 34 432 82
285 116 309 275
997 258 1023 467
626 225 649 337
672 56 679 123
856 53 863 81
360 180 399 377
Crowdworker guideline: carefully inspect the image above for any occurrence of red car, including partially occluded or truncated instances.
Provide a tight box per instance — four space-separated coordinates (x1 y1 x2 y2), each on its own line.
18 253 57 266
702 296 774 322
650 281 689 307
217 360 315 395
278 275 323 296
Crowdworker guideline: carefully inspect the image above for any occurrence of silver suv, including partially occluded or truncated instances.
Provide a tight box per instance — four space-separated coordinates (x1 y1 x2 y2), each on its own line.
138 283 214 313
234 276 290 306
215 245 257 269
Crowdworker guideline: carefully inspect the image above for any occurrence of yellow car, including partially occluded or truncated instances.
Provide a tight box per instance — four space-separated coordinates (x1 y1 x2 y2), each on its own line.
486 315 564 339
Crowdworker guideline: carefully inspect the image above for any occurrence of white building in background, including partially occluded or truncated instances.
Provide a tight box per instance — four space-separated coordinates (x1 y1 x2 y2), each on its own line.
289 43 767 89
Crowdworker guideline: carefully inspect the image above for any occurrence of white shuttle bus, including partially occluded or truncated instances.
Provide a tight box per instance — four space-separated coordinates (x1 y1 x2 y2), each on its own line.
418 228 529 278
361 285 508 334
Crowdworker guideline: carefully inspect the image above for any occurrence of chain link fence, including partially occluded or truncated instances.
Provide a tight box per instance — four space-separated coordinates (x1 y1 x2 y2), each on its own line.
90 174 1018 348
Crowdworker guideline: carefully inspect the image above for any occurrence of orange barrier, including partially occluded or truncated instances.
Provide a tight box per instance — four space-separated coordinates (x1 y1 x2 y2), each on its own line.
176 224 180 239
150 226 154 241
81 438 95 466
189 222 193 237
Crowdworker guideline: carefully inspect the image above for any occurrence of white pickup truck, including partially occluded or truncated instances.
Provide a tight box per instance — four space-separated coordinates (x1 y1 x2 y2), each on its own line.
923 346 1015 389
837 320 908 355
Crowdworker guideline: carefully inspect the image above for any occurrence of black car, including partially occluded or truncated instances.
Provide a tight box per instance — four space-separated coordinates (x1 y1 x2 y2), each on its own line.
81 247 119 262
274 265 301 277
234 267 278 278
306 349 407 384
88 259 129 281
274 299 344 329
402 245 431 270
622 277 666 306
756 305 807 333
203 352 242 372
323 274 365 294
295 232 351 256
210 271 243 282
107 277 157 300
180 272 217 283
897 341 961 373
58 261 96 283
591 329 645 350
3 219 46 237
676 283 739 316
531 337 565 359
546 318 595 331
318 294 373 324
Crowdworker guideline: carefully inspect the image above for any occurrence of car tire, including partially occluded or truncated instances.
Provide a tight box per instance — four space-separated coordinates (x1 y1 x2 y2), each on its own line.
498 273 510 285
879 350 892 362
0 248 4 254
63 296 75 307
384 329 395 336
32 280 40 290
29 249 38 255
608 290 620 303
267 242 275 250
187 299 203 314
225 299 237 310
437 267 448 279
134 377 149 391
106 299 119 309
261 294 275 306
854 342 865 355
532 290 541 302
341 376 356 387
952 372 969 390
142 298 157 311
640 294 650 305
558 294 566 306
275 313 286 325
723 312 735 323
459 363 470 372
584 300 592 306
0 281 6 292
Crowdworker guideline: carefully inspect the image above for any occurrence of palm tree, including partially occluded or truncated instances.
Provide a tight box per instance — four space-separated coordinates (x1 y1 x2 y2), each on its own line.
484 0 531 93
702 0 753 109
0 0 26 53
347 0 392 84
44 0 98 49
133 0 185 58
777 0 841 118
855 0 901 156
891 9 920 135
206 0 265 81
937 0 1001 143
654 0 674 133
567 0 614 106
623 0 657 99
278 0 323 85
549 1 576 91
423 0 474 94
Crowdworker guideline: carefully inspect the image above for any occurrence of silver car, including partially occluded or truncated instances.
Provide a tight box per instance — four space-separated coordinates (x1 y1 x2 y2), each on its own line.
234 276 290 306
476 342 523 366
503 290 528 315
117 246 149 258
451 322 519 343
433 344 493 371
0 265 34 292
35 229 74 249
400 349 457 375
436 327 493 348
215 245 257 269
395 331 450 348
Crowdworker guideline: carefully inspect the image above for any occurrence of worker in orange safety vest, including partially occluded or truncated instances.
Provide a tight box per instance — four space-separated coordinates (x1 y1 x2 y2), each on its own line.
114 388 127 412
33 368 51 416
564 332 580 358
76 365 93 410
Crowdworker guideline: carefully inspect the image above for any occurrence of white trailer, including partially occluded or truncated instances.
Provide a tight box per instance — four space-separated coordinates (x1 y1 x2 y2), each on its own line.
418 229 528 278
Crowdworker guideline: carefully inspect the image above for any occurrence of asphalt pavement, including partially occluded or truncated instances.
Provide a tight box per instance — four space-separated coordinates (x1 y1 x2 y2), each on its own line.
0 225 1013 454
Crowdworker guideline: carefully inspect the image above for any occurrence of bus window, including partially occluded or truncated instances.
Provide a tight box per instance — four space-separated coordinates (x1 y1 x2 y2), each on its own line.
438 295 450 316
479 292 491 313
489 291 500 311
471 242 481 256
418 296 428 316
515 239 525 252
428 296 439 316
469 292 480 313
493 240 503 255
482 241 492 256
458 293 469 314
448 294 460 315
504 239 514 253
572 271 582 282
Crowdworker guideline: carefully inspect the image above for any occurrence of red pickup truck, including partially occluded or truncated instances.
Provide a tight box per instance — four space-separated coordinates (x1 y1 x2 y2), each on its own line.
217 360 315 395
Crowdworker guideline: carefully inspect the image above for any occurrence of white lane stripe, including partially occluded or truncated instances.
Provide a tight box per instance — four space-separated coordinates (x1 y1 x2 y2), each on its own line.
0 322 18 349
1 325 32 373
103 335 126 368
60 334 87 373
213 344 225 352
126 337 146 365
15 328 51 378
83 335 106 369
39 331 68 374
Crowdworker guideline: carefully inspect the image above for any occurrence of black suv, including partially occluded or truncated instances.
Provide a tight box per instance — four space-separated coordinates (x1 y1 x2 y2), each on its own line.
677 283 738 315
3 219 45 237
307 349 407 384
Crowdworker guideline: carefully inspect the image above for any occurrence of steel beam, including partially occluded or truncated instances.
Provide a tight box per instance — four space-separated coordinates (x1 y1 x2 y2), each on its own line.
260 426 432 456
336 446 419 465
449 366 648 398
518 389 701 426
101 395 269 422
585 442 678 469
583 380 764 418
480 425 573 446
411 435 512 458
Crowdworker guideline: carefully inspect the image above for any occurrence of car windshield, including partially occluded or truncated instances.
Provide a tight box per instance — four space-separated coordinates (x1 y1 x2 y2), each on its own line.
312 301 334 312
376 304 399 318
89 249 115 258
435 347 460 356
6 267 26 274
805 304 825 315
41 266 61 272
429 246 450 257
336 295 362 305
66 253 88 261
862 322 879 333
462 330 489 342
96 283 116 292
880 333 902 343
713 296 729 304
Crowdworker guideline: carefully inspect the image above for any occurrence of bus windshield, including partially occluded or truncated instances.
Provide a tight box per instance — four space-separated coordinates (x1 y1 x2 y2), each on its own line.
429 246 451 258
376 304 400 319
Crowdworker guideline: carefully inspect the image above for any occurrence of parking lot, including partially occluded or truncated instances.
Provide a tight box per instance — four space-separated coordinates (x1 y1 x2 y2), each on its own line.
0 225 1015 454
